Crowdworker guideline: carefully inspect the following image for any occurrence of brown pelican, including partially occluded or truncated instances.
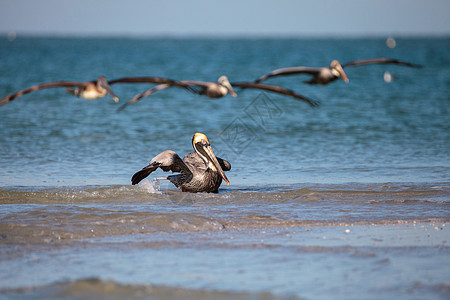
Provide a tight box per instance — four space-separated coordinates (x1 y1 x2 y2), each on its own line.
0 76 119 106
117 76 236 111
117 77 319 111
131 133 230 193
254 58 420 85
0 76 193 106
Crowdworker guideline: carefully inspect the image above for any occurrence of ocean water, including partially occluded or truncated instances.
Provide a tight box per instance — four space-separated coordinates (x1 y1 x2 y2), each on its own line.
0 37 449 299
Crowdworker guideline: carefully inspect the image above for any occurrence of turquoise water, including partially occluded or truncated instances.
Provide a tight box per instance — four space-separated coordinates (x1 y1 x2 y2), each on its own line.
1 37 448 187
0 37 449 299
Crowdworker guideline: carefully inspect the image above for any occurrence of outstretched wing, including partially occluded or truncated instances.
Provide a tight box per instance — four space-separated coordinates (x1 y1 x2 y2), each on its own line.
254 66 321 83
131 150 191 185
230 81 320 107
117 84 171 112
108 76 182 85
342 58 421 68
0 81 91 106
116 82 198 112
109 77 208 92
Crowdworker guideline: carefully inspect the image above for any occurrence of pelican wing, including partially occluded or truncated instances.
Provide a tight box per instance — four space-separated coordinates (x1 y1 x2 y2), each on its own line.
231 82 320 107
174 80 211 88
108 77 182 85
131 150 191 185
342 58 421 68
117 82 197 112
217 157 231 171
117 84 171 112
254 66 321 83
176 80 216 94
0 81 93 106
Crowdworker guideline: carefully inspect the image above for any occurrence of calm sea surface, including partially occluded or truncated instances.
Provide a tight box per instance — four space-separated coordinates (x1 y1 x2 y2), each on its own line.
0 37 449 299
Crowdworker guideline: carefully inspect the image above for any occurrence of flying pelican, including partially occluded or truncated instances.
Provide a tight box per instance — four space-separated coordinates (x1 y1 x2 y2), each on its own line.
0 76 193 106
117 76 319 111
117 75 236 111
0 76 119 106
254 58 420 85
131 133 230 193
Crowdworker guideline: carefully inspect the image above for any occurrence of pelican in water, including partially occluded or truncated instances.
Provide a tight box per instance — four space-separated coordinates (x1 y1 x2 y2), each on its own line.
117 76 319 111
0 76 193 106
254 58 420 85
131 133 230 193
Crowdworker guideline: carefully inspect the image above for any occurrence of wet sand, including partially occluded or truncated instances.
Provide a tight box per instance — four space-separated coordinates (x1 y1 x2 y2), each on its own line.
1 221 449 299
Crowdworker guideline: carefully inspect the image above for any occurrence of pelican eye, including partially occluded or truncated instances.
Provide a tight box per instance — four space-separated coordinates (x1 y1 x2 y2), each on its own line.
199 139 209 146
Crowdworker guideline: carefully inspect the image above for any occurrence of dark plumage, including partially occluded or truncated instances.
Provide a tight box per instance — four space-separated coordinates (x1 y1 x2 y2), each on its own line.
229 81 320 107
131 133 231 193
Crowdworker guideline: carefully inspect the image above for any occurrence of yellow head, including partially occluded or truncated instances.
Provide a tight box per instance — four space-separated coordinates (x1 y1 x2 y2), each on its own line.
192 133 230 185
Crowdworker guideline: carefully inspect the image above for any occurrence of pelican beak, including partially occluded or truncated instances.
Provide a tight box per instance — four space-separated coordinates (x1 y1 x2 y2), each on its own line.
105 85 120 103
227 85 237 98
223 81 237 97
219 76 237 97
336 63 349 83
98 76 119 102
196 141 230 185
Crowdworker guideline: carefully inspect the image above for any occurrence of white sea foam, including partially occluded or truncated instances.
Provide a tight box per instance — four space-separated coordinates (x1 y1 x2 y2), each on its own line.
138 179 162 194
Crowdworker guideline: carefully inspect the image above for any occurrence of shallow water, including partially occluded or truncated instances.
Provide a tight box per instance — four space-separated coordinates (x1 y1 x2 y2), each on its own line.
0 37 449 299
1 182 449 299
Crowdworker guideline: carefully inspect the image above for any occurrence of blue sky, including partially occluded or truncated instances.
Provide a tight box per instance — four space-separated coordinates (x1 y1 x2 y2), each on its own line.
0 0 449 37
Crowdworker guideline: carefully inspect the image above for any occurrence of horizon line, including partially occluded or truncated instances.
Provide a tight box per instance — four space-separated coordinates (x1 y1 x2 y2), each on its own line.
3 31 450 40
